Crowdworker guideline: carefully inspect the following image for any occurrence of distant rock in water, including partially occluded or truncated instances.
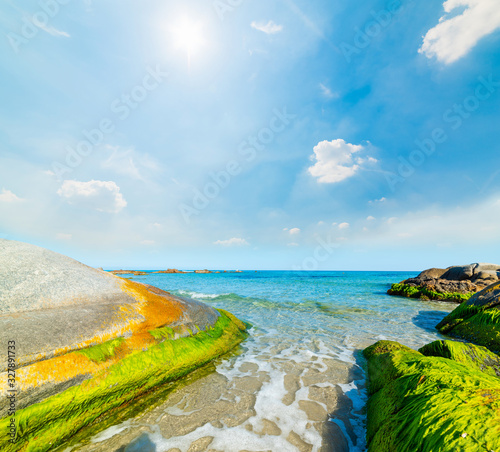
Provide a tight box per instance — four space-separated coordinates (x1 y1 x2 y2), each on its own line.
436 280 500 353
0 239 248 452
110 269 148 275
152 269 187 274
388 263 500 303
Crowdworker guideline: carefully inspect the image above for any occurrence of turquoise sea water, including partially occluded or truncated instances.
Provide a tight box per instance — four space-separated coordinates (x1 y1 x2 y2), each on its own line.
74 271 456 452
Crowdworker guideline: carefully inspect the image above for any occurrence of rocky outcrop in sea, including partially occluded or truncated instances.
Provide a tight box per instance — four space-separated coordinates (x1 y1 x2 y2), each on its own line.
0 239 248 451
388 263 500 302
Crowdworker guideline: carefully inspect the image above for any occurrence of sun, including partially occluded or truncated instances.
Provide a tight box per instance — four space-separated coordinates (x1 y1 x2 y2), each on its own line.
170 17 205 61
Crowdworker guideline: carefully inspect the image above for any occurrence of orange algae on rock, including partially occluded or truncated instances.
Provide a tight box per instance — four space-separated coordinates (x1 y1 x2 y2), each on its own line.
119 279 184 332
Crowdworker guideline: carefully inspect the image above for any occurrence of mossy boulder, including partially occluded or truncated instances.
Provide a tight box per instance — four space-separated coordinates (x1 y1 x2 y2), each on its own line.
419 340 500 378
388 263 500 303
0 239 248 451
436 281 500 353
387 283 473 303
363 340 500 452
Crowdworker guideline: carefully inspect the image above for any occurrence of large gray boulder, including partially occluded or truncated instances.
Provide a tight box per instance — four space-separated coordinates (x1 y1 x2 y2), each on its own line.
0 239 248 451
0 239 219 370
396 263 500 297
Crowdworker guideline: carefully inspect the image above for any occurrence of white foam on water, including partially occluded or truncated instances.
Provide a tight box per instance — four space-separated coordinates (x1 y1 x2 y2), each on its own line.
335 379 367 451
141 337 361 452
88 420 132 444
177 290 223 299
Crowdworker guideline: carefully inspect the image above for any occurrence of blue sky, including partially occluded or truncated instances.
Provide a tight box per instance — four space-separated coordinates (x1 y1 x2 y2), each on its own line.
0 0 499 270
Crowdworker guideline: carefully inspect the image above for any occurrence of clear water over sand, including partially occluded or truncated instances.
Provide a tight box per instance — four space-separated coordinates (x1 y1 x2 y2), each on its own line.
67 271 455 452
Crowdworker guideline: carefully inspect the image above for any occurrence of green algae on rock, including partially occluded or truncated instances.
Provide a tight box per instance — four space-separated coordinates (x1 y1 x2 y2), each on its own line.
387 263 500 303
363 340 500 452
419 339 500 378
0 310 247 452
436 280 500 353
388 282 473 303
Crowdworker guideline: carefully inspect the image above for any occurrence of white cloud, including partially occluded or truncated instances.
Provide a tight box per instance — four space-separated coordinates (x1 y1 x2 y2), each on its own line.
338 222 350 230
57 180 127 213
102 146 160 181
0 188 24 203
289 228 301 235
214 238 249 247
308 139 376 184
367 216 376 221
251 20 283 34
287 242 299 247
369 197 386 204
31 16 70 38
319 83 338 99
419 0 500 64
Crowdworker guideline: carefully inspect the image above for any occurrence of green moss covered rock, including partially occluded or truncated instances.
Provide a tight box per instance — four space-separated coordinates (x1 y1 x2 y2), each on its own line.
437 281 500 353
419 340 500 378
363 340 500 452
388 283 473 303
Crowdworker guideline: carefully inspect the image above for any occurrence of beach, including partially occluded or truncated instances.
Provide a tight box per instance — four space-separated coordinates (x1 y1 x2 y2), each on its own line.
64 270 455 451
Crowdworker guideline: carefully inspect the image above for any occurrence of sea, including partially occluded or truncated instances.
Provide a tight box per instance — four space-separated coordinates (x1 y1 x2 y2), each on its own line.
67 271 455 452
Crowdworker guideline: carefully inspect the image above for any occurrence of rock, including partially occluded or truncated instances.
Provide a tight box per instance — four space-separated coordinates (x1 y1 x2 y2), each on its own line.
417 268 447 279
110 270 148 275
194 269 212 274
473 263 500 273
419 340 500 378
388 262 500 303
441 265 474 281
436 280 500 353
471 270 499 282
152 269 187 274
363 340 500 452
0 239 248 452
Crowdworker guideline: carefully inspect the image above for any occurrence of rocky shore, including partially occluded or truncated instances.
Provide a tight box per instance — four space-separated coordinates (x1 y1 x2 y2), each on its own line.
388 263 500 303
364 272 500 451
0 239 248 452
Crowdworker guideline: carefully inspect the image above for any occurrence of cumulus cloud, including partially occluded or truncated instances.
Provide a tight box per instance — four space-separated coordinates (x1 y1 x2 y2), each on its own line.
338 222 350 230
251 20 283 34
289 228 301 235
0 188 24 203
214 238 249 247
57 180 127 213
308 139 376 183
419 0 500 64
367 216 376 221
